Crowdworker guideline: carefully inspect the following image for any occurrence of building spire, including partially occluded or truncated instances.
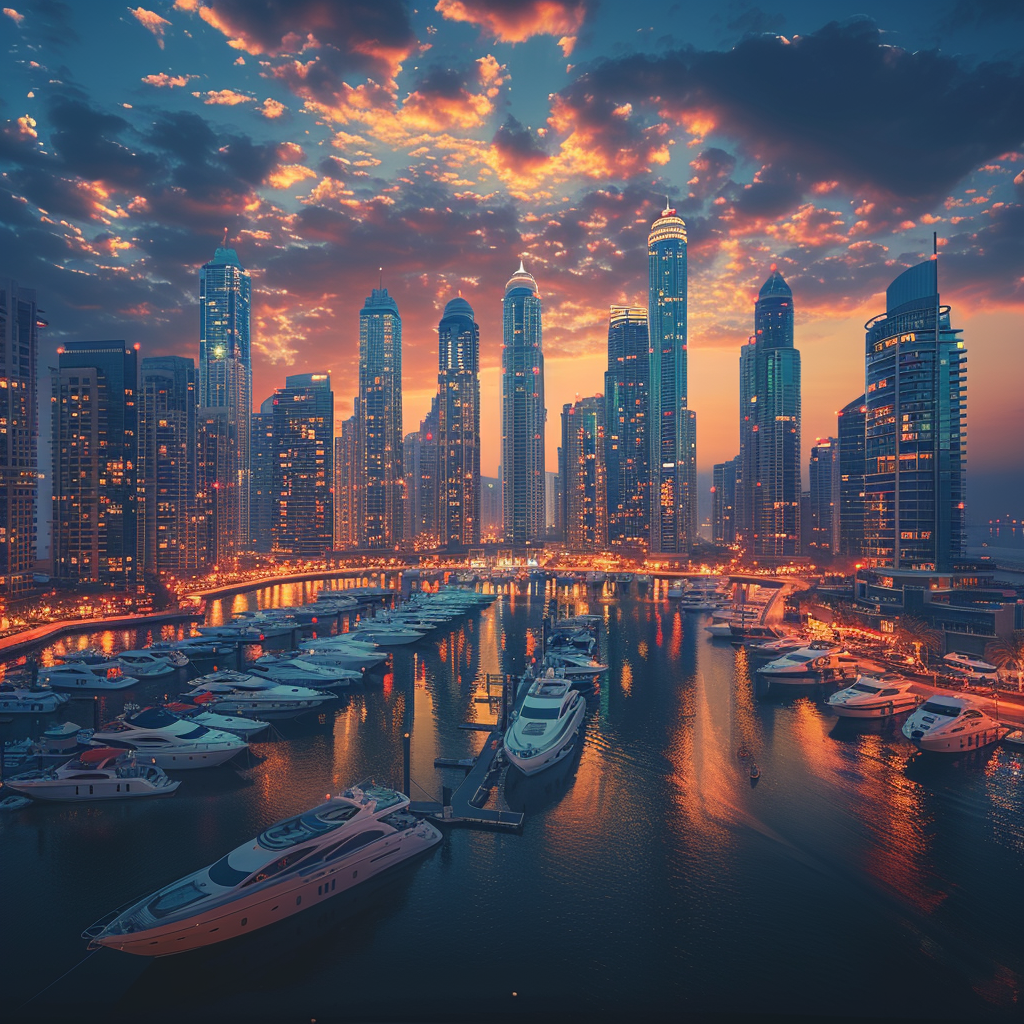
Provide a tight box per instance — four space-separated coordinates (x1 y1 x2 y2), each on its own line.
663 195 671 215
517 258 526 274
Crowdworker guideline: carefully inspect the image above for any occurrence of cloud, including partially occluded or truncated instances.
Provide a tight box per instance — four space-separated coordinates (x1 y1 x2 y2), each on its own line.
435 0 591 53
490 115 550 175
142 72 198 88
196 88 253 106
258 97 287 119
3 7 23 24
129 6 171 48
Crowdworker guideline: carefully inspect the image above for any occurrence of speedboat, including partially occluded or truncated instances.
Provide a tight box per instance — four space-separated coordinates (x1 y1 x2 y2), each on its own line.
162 699 269 738
91 706 248 769
0 683 70 714
183 673 337 719
249 655 360 688
758 643 857 679
298 637 389 671
84 784 442 956
902 694 1006 753
41 663 139 691
118 650 186 678
3 748 180 801
827 675 920 718
942 652 999 680
503 673 586 776
546 629 596 654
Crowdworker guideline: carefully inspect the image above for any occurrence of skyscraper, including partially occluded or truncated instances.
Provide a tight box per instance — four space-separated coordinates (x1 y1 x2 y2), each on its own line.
139 356 206 574
648 204 695 554
837 395 866 559
249 397 275 552
334 402 358 550
604 304 650 551
863 260 966 571
271 373 333 556
736 336 757 545
402 397 439 548
199 247 252 552
712 456 739 545
501 261 545 546
480 475 502 541
52 341 138 586
358 286 403 549
437 297 481 549
562 396 607 552
0 281 41 598
808 437 840 555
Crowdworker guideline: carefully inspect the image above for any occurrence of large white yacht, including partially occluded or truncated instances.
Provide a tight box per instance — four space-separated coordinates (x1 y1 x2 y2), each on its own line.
826 675 920 718
163 699 270 738
3 748 181 801
298 636 389 671
84 785 441 955
349 620 424 646
0 683 69 714
503 673 586 775
40 663 139 691
183 673 337 719
902 695 1007 753
118 650 185 678
91 706 248 769
758 643 857 680
250 655 361 688
941 652 999 680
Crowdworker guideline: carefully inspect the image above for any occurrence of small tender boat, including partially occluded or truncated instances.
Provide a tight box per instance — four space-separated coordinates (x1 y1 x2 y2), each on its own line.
827 675 919 718
749 763 761 780
902 695 1007 753
1002 729 1024 749
0 794 32 811
3 748 181 801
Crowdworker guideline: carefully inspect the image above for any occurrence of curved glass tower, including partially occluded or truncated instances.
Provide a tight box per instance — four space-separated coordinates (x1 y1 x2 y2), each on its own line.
648 206 695 553
501 261 545 546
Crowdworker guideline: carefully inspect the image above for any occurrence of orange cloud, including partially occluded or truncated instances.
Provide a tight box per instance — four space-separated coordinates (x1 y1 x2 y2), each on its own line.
141 72 197 88
258 97 287 118
267 164 317 189
129 7 171 48
435 0 588 50
196 88 253 106
3 7 23 24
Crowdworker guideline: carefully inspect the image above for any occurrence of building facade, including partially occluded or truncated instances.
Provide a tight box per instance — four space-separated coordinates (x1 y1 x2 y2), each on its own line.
863 260 966 571
334 404 358 550
808 437 840 555
837 395 866 559
249 397 275 552
562 396 607 553
501 262 546 546
712 456 739 546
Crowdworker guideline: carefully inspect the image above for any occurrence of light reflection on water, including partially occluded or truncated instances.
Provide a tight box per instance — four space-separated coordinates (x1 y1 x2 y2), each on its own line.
1 587 1023 1020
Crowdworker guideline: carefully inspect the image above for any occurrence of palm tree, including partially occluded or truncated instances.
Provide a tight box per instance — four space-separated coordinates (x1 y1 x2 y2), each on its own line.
894 615 944 665
986 630 1024 693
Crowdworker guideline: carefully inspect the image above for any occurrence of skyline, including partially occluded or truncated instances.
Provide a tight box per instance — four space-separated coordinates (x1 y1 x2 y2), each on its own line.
2 1 1023 519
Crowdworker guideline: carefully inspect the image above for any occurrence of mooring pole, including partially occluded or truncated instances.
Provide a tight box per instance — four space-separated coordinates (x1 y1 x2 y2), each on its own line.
402 731 411 797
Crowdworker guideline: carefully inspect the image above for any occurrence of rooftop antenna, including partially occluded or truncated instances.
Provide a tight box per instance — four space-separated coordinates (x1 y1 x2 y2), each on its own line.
222 226 228 248
518 258 526 274
933 231 938 256
664 195 671 214
379 266 383 290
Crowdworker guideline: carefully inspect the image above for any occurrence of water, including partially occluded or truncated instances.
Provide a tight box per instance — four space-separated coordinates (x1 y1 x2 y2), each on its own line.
3 581 1023 1021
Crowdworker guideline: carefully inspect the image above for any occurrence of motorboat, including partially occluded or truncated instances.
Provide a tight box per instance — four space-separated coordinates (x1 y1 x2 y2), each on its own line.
747 636 807 657
503 673 586 776
349 621 424 646
902 694 1006 753
54 648 119 669
542 653 609 678
635 574 653 593
162 699 269 738
826 675 920 718
150 638 235 660
195 624 269 644
3 720 94 769
546 629 596 654
84 784 442 955
183 673 337 719
3 748 181 801
230 613 299 641
0 683 70 714
298 636 389 671
1003 729 1024 749
91 706 248 769
758 643 858 680
118 650 186 678
40 663 139 691
942 652 999 680
249 655 360 688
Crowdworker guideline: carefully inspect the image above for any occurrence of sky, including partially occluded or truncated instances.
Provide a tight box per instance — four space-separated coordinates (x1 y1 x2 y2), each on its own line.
1 0 1022 522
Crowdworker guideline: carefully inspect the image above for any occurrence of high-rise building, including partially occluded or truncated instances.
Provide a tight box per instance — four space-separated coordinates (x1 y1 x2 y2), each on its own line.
562 396 607 552
196 407 231 567
199 247 252 552
52 341 138 587
0 281 41 599
501 261 545 545
249 397 275 552
358 286 403 549
808 437 840 555
271 373 333 556
480 474 502 541
837 395 866 559
438 297 480 549
712 456 739 545
402 430 421 543
334 403 358 550
604 305 650 551
863 260 966 571
740 267 801 558
553 449 565 542
648 204 695 554
139 356 206 574
545 471 558 535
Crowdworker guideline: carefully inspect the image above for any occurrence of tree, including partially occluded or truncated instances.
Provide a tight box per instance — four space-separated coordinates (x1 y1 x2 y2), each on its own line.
894 615 943 664
986 630 1024 693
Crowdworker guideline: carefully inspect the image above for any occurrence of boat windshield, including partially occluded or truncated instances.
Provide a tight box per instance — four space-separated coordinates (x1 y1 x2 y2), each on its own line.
851 682 881 694
208 854 251 888
786 654 817 663
921 702 961 718
127 707 179 729
520 705 560 720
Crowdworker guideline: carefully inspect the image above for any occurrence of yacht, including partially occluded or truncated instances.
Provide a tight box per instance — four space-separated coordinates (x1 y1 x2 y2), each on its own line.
902 695 1006 753
0 683 70 714
162 699 269 738
150 638 235 660
183 673 337 719
827 675 921 718
229 613 299 641
503 673 586 776
3 748 181 801
349 621 424 646
91 706 248 769
118 650 186 678
298 637 389 671
84 785 442 956
3 720 94 769
748 636 807 657
543 653 609 678
195 624 269 644
55 648 119 669
942 652 999 680
40 663 139 691
249 655 360 688
546 629 596 655
758 643 858 680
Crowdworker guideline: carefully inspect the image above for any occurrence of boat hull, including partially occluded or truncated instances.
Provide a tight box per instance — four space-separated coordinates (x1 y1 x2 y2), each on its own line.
201 698 334 720
3 779 180 801
122 745 245 769
906 728 1006 753
504 703 585 777
828 697 919 718
0 697 68 714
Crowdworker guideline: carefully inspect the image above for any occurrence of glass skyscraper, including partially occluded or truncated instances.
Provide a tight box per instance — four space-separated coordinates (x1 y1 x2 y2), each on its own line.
837 395 866 559
647 205 695 554
712 456 739 545
808 437 840 555
604 304 649 550
863 260 966 571
358 287 403 549
199 247 252 551
501 261 545 546
562 396 607 552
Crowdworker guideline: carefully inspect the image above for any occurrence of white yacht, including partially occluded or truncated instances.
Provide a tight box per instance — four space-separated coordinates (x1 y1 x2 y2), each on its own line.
758 643 857 680
349 621 424 646
298 637 389 671
163 699 269 738
748 636 807 656
195 624 268 644
150 638 235 660
543 653 609 678
91 706 248 769
902 694 1006 753
118 650 185 678
0 683 70 714
503 673 586 776
3 748 180 801
3 721 94 769
249 655 360 688
55 648 119 669
84 785 442 956
40 663 139 691
942 652 999 680
827 675 920 718
230 613 300 640
183 673 337 719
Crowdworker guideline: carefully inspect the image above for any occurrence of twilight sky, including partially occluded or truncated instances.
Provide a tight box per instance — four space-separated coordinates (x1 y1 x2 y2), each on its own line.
2 0 1022 521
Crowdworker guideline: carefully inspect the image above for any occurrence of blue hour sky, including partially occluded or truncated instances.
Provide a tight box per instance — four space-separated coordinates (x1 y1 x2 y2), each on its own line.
1 0 1022 519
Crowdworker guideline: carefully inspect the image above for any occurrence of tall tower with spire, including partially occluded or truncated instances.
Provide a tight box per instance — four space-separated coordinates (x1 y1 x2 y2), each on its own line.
501 260 545 546
647 203 696 554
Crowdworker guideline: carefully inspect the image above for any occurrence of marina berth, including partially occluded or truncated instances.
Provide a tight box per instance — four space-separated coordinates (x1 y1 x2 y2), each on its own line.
503 673 586 776
84 785 441 955
3 748 181 801
826 675 920 718
902 694 1007 753
182 673 337 719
